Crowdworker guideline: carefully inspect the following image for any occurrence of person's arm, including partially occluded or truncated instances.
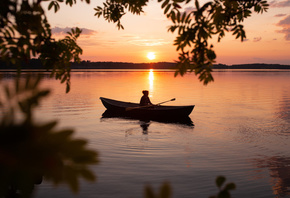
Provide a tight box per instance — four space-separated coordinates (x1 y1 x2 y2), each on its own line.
148 97 153 105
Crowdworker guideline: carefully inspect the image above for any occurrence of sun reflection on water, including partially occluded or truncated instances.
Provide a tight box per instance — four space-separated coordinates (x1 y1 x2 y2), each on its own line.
148 69 154 94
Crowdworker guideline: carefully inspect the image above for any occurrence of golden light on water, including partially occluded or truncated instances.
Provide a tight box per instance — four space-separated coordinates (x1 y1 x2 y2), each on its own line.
149 69 154 92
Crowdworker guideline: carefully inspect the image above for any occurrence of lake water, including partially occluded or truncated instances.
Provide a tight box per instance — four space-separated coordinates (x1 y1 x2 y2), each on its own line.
1 70 290 198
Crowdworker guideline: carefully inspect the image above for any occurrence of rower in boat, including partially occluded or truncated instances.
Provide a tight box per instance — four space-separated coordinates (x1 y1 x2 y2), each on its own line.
140 90 154 107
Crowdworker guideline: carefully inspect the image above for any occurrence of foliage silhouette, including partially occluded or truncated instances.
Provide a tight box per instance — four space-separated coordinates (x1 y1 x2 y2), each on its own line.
145 182 171 198
209 176 236 198
144 176 236 198
0 75 98 198
0 0 83 92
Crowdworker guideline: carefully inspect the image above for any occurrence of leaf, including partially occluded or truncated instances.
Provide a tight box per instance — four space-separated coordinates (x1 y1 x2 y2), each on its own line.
53 130 74 143
66 83 70 93
218 190 230 198
207 49 216 60
161 0 169 9
80 169 96 182
160 182 171 198
4 85 11 99
164 4 171 15
216 176 226 188
61 74 67 83
54 2 60 13
170 11 176 23
38 121 58 133
176 11 180 23
64 166 79 193
25 75 31 90
37 90 50 98
48 2 54 10
195 0 200 10
224 183 236 191
145 185 155 198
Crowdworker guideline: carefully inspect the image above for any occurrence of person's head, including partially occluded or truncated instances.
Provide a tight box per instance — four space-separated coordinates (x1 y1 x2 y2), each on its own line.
142 90 149 96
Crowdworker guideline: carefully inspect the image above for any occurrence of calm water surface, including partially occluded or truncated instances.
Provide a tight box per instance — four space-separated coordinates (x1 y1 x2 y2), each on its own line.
2 70 290 198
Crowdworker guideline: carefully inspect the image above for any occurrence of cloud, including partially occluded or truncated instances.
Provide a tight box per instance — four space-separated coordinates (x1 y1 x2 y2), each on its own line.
277 28 290 40
270 0 290 7
81 28 97 35
128 39 170 46
52 27 97 36
274 14 287 17
77 39 103 47
164 6 195 21
276 15 290 40
253 37 262 42
184 6 195 13
277 15 290 27
121 34 140 39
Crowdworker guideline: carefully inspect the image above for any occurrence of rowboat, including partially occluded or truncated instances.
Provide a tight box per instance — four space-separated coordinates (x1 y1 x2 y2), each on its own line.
100 97 195 122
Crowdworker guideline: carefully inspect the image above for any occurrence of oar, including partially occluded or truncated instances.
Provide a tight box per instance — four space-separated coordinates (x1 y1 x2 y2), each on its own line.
126 98 176 111
156 98 176 105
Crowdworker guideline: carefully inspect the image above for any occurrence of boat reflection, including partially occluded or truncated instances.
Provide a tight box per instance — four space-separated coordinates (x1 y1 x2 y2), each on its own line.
140 120 150 134
101 110 194 127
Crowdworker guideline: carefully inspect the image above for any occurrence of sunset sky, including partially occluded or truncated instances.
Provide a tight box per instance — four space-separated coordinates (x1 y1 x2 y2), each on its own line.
44 0 290 65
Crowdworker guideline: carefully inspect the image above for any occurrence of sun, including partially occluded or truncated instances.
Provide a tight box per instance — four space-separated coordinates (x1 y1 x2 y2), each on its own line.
147 52 156 60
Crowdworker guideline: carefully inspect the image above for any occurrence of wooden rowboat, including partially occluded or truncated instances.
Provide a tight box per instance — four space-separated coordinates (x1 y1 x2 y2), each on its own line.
100 97 194 121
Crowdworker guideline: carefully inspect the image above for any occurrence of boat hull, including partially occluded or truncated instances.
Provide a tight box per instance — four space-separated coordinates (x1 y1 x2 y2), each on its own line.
100 97 194 121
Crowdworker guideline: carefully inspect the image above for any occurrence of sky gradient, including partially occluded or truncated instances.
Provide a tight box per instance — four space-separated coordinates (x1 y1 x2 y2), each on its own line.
45 0 290 65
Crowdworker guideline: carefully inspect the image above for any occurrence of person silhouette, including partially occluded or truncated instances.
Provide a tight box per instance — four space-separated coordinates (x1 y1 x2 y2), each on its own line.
140 90 153 106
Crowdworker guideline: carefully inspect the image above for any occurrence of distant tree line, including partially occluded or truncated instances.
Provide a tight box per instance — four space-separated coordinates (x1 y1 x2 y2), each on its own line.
1 59 290 70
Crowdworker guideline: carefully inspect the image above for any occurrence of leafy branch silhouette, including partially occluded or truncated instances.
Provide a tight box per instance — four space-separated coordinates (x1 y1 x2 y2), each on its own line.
0 75 98 197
